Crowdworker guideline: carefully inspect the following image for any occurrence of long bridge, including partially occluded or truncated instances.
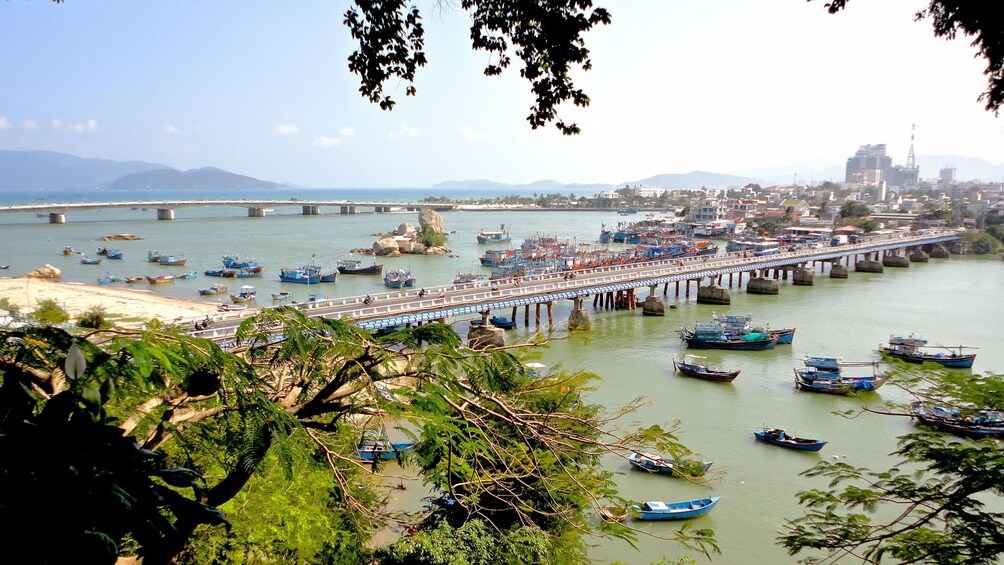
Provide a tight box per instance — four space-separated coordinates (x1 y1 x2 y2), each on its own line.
0 199 457 223
189 230 960 345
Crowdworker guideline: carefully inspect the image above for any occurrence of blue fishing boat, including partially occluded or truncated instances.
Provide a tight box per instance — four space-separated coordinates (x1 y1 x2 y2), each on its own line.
80 257 102 265
627 452 713 476
147 250 161 262
97 275 123 284
235 266 264 278
681 323 777 350
631 497 721 520
279 267 321 284
176 271 199 279
271 291 293 301
882 335 976 368
911 401 1004 439
158 254 188 266
222 255 258 270
489 315 516 329
476 224 511 244
198 283 228 296
355 432 415 461
307 293 326 302
384 269 416 288
230 285 256 303
753 427 826 452
794 357 886 395
106 248 123 260
711 312 795 345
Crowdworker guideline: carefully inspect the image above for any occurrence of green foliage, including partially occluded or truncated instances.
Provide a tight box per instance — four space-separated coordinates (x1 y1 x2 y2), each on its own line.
0 297 18 313
961 231 1003 254
376 519 560 565
77 305 109 329
986 224 1004 243
417 225 446 248
32 297 70 326
839 201 870 218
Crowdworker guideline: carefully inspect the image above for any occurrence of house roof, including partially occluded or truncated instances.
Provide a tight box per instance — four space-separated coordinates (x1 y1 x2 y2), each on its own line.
834 225 866 232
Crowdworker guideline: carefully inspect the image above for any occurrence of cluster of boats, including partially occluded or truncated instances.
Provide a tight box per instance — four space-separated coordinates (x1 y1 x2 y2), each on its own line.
680 312 794 351
384 268 416 288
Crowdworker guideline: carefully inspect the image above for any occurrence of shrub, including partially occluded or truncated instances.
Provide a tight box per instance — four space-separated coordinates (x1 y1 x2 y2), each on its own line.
77 306 108 329
32 299 70 326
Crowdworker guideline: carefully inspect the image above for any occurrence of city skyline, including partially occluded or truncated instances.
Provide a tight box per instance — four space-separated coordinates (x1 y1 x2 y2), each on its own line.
2 1 1002 188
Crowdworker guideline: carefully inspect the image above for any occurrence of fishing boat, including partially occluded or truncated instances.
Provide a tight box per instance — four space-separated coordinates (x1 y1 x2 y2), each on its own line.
279 267 321 284
147 250 161 262
96 247 109 256
271 291 293 301
911 401 1004 439
794 358 886 395
631 497 721 520
80 257 102 265
62 246 75 256
125 276 145 284
97 275 123 284
489 315 516 329
176 271 199 279
106 249 123 260
711 312 795 345
146 274 174 284
627 452 713 476
384 269 416 288
221 255 258 269
235 267 264 278
216 303 248 312
318 271 337 283
355 431 415 461
337 258 383 275
307 293 326 302
680 323 777 350
753 427 827 452
158 254 188 266
198 283 228 296
453 272 488 286
476 224 511 244
673 355 740 382
881 335 976 368
230 285 257 303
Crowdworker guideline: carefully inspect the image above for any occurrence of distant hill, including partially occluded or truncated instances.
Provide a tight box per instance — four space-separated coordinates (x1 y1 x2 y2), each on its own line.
0 150 168 191
622 171 761 190
108 167 283 190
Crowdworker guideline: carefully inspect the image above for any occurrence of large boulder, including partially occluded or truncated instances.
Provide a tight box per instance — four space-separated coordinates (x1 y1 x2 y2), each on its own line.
419 208 445 235
394 223 416 236
20 264 61 279
373 237 401 257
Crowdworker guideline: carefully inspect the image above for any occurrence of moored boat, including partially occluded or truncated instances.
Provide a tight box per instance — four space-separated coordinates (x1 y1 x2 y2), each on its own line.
125 276 145 284
279 267 321 284
681 324 777 350
62 246 75 256
147 250 161 262
911 401 1004 439
476 224 511 244
881 335 976 368
80 257 102 265
176 271 199 279
158 254 188 266
230 285 257 303
106 249 123 260
794 357 886 395
217 303 248 312
453 272 488 286
673 355 740 382
753 427 826 451
711 311 795 345
355 431 415 461
271 291 293 301
146 274 174 284
631 497 721 520
198 283 228 296
627 452 713 476
489 315 516 329
337 258 383 275
384 268 416 288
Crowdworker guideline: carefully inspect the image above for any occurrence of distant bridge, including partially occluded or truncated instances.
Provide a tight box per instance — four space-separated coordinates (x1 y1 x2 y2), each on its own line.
188 230 960 344
0 199 457 223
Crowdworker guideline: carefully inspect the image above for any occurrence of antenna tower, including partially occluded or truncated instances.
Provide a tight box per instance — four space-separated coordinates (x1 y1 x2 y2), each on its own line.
906 123 916 170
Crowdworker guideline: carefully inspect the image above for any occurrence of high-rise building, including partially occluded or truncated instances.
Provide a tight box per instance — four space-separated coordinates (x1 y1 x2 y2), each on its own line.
939 166 956 184
845 144 892 186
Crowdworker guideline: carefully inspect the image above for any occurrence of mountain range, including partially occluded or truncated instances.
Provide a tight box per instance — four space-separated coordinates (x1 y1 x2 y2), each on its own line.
1 150 1002 192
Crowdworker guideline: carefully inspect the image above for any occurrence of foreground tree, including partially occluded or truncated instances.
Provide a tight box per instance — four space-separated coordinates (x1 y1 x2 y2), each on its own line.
779 364 1004 563
0 309 716 563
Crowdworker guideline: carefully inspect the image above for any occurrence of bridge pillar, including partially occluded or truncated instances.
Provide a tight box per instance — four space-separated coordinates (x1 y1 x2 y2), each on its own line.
696 276 730 305
792 265 814 286
855 258 884 273
546 301 554 326
248 207 266 217
643 285 665 316
302 205 320 215
747 273 779 295
567 297 591 332
468 324 505 349
883 253 909 268
929 245 950 259
48 213 65 224
156 208 175 221
830 260 849 279
909 248 929 262
340 206 357 214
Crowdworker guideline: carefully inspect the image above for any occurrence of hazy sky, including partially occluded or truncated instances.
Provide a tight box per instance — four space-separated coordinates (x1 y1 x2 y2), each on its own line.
1 1 1001 187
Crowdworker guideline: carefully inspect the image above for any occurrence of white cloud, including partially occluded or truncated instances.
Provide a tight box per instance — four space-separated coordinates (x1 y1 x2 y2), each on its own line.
387 125 418 139
22 120 37 131
0 116 9 130
275 123 299 135
64 119 98 134
311 136 342 148
51 119 63 129
461 126 486 141
164 125 179 134
339 126 356 138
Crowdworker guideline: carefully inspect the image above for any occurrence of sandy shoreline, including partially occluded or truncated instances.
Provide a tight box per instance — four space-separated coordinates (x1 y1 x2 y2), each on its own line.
0 277 221 323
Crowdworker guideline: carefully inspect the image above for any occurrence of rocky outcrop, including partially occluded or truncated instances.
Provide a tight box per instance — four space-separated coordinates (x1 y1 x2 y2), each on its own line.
394 223 416 236
99 233 145 241
419 208 445 235
373 237 402 257
19 264 61 279
696 284 730 305
468 324 505 349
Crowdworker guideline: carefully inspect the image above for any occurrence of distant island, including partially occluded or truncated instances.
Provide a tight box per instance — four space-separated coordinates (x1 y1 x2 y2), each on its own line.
108 167 283 190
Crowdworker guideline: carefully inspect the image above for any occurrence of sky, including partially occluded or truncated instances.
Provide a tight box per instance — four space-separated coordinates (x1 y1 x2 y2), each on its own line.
1 0 1001 188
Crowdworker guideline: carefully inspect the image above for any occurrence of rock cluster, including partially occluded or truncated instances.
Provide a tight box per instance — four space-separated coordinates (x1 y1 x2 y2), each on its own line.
19 264 61 279
371 212 451 256
99 233 146 241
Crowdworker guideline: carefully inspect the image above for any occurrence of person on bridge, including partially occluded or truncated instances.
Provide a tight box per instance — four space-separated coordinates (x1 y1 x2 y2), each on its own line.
418 288 427 298
364 294 373 305
438 289 446 301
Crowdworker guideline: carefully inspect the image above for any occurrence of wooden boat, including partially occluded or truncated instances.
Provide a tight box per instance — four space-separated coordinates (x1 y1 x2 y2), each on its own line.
230 285 257 303
598 506 628 523
198 283 228 296
337 258 383 275
881 335 976 368
125 276 145 284
355 431 415 461
794 358 886 395
146 274 174 284
318 271 337 283
147 250 161 262
384 269 416 288
769 328 796 344
176 271 199 279
911 401 1004 439
80 257 102 265
216 303 248 312
681 324 777 350
489 315 516 329
627 452 713 476
631 497 721 520
158 254 188 266
271 291 293 301
476 224 511 244
62 246 75 256
96 247 108 256
673 355 740 382
753 427 826 452
97 276 120 284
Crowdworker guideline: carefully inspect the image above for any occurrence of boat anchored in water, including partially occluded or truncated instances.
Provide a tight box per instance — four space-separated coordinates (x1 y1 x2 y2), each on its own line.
881 335 976 368
631 497 721 520
793 356 887 395
673 355 741 382
753 427 827 452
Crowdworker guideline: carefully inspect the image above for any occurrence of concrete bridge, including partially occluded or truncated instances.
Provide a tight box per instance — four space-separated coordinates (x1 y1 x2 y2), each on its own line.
188 230 960 345
0 199 457 223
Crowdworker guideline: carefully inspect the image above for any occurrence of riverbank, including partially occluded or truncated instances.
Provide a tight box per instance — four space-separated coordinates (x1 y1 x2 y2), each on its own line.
0 277 219 323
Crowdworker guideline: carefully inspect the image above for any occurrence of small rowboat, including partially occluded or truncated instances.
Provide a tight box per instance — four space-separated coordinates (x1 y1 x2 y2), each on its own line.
146 274 174 284
217 303 248 312
753 427 826 452
80 257 102 265
673 355 740 382
631 497 721 520
489 315 516 329
125 276 145 283
271 291 293 301
627 452 713 476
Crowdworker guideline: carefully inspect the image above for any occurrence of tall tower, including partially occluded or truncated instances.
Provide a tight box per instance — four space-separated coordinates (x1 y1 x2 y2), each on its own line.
906 124 916 170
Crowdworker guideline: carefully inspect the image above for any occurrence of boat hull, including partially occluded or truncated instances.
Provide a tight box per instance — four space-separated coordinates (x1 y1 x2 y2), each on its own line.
627 452 713 476
883 349 975 368
632 497 720 520
911 402 1004 438
684 335 776 350
753 428 826 451
674 359 740 382
338 264 383 275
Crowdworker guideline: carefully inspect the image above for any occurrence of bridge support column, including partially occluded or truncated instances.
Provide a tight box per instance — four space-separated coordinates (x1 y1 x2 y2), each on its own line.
909 248 930 262
156 208 175 221
302 205 320 215
524 305 531 326
696 276 731 305
855 258 884 273
643 285 665 316
248 207 266 217
792 264 814 286
511 306 518 321
535 303 541 325
883 253 909 268
930 245 950 258
567 297 591 332
782 268 788 281
830 259 848 279
340 205 357 214
546 301 554 326
468 324 505 349
48 213 65 224
747 271 780 295
675 281 680 297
